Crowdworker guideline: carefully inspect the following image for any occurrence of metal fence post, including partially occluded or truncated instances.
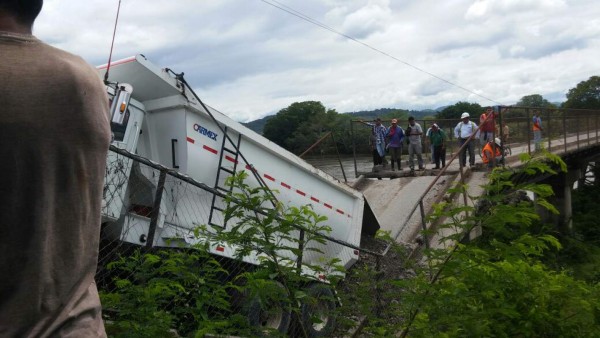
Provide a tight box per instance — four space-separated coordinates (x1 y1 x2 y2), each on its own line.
146 169 167 249
351 120 358 178
588 114 591 146
526 108 531 155
563 111 567 153
576 111 580 150
546 108 551 151
330 132 348 182
594 111 598 143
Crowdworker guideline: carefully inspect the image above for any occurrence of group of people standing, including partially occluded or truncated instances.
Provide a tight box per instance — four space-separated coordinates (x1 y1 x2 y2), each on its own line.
362 106 543 173
362 116 448 171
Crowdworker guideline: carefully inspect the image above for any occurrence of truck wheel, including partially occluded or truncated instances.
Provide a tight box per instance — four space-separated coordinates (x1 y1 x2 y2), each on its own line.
244 281 291 335
300 283 336 337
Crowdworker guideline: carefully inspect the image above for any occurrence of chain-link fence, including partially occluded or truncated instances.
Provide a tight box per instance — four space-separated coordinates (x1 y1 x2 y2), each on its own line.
97 145 389 337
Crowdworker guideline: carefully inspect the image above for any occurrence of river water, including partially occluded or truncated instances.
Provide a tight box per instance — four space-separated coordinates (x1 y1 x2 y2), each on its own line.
303 155 374 182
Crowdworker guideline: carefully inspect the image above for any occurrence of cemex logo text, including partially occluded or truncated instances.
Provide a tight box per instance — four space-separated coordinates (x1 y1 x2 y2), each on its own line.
193 124 218 141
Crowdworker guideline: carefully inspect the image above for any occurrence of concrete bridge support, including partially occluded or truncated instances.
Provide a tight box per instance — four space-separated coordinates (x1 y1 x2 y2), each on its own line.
537 166 584 234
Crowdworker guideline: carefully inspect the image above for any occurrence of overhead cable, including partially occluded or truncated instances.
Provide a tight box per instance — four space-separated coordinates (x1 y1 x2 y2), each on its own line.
260 0 502 105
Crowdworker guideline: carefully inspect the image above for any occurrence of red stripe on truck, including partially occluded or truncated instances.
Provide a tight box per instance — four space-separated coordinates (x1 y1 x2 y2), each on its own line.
203 145 218 154
336 209 344 215
281 182 291 189
296 190 306 196
310 197 319 203
264 174 275 181
225 155 237 163
186 137 195 144
324 203 332 209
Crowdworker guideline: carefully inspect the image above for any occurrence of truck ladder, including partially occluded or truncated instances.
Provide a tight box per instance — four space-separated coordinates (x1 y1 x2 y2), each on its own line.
168 70 281 227
208 126 242 228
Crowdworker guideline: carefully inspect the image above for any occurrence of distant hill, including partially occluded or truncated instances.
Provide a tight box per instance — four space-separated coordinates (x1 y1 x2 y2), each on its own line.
344 108 438 120
243 107 441 134
243 115 273 134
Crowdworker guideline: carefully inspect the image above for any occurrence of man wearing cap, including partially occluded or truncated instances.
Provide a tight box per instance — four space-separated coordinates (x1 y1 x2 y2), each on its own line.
481 138 504 168
453 112 479 167
406 116 424 170
361 117 388 167
385 119 405 171
429 124 447 169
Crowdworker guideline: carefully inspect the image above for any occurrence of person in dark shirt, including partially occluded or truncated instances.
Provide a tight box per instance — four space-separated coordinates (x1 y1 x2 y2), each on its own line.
0 1 111 336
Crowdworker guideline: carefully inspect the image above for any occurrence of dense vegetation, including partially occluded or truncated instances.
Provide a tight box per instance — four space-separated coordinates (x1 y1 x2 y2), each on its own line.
342 154 600 337
549 166 600 282
99 154 600 337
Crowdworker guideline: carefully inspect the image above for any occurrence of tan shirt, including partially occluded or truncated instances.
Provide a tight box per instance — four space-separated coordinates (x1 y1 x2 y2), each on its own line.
0 32 110 337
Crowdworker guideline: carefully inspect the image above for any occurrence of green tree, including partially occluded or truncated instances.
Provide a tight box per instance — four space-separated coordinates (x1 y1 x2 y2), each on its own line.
564 76 600 109
342 153 600 337
516 94 556 108
436 101 483 120
262 101 338 154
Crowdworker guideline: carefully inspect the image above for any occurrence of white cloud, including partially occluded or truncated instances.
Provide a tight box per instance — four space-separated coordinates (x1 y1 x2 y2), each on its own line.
29 0 600 122
341 0 393 38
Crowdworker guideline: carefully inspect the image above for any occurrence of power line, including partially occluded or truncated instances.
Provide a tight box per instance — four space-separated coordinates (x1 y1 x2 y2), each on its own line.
260 0 502 105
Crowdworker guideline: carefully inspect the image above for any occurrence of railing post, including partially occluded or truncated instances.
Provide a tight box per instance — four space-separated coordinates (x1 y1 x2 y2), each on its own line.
351 120 358 178
594 111 598 143
423 120 429 162
588 114 591 146
330 132 347 183
563 111 567 153
526 108 531 155
576 111 580 150
146 169 167 249
546 108 551 151
449 130 454 161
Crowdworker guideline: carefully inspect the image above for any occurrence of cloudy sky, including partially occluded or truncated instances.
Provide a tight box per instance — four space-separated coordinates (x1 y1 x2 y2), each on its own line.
35 0 600 122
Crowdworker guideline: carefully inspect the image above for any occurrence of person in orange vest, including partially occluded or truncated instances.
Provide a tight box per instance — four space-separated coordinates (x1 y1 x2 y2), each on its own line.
532 109 543 152
482 138 504 169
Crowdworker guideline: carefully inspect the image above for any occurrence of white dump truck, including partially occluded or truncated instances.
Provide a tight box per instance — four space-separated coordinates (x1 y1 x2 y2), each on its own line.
98 55 378 335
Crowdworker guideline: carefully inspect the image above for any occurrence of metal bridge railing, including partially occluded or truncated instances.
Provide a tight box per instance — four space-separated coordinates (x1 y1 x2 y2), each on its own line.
349 107 600 251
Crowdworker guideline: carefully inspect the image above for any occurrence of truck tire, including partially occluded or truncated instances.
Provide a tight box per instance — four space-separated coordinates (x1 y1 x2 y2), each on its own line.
243 281 291 335
300 283 336 337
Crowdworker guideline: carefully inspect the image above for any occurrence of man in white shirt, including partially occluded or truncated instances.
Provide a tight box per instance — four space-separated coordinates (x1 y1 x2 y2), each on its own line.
406 116 424 170
454 112 479 167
